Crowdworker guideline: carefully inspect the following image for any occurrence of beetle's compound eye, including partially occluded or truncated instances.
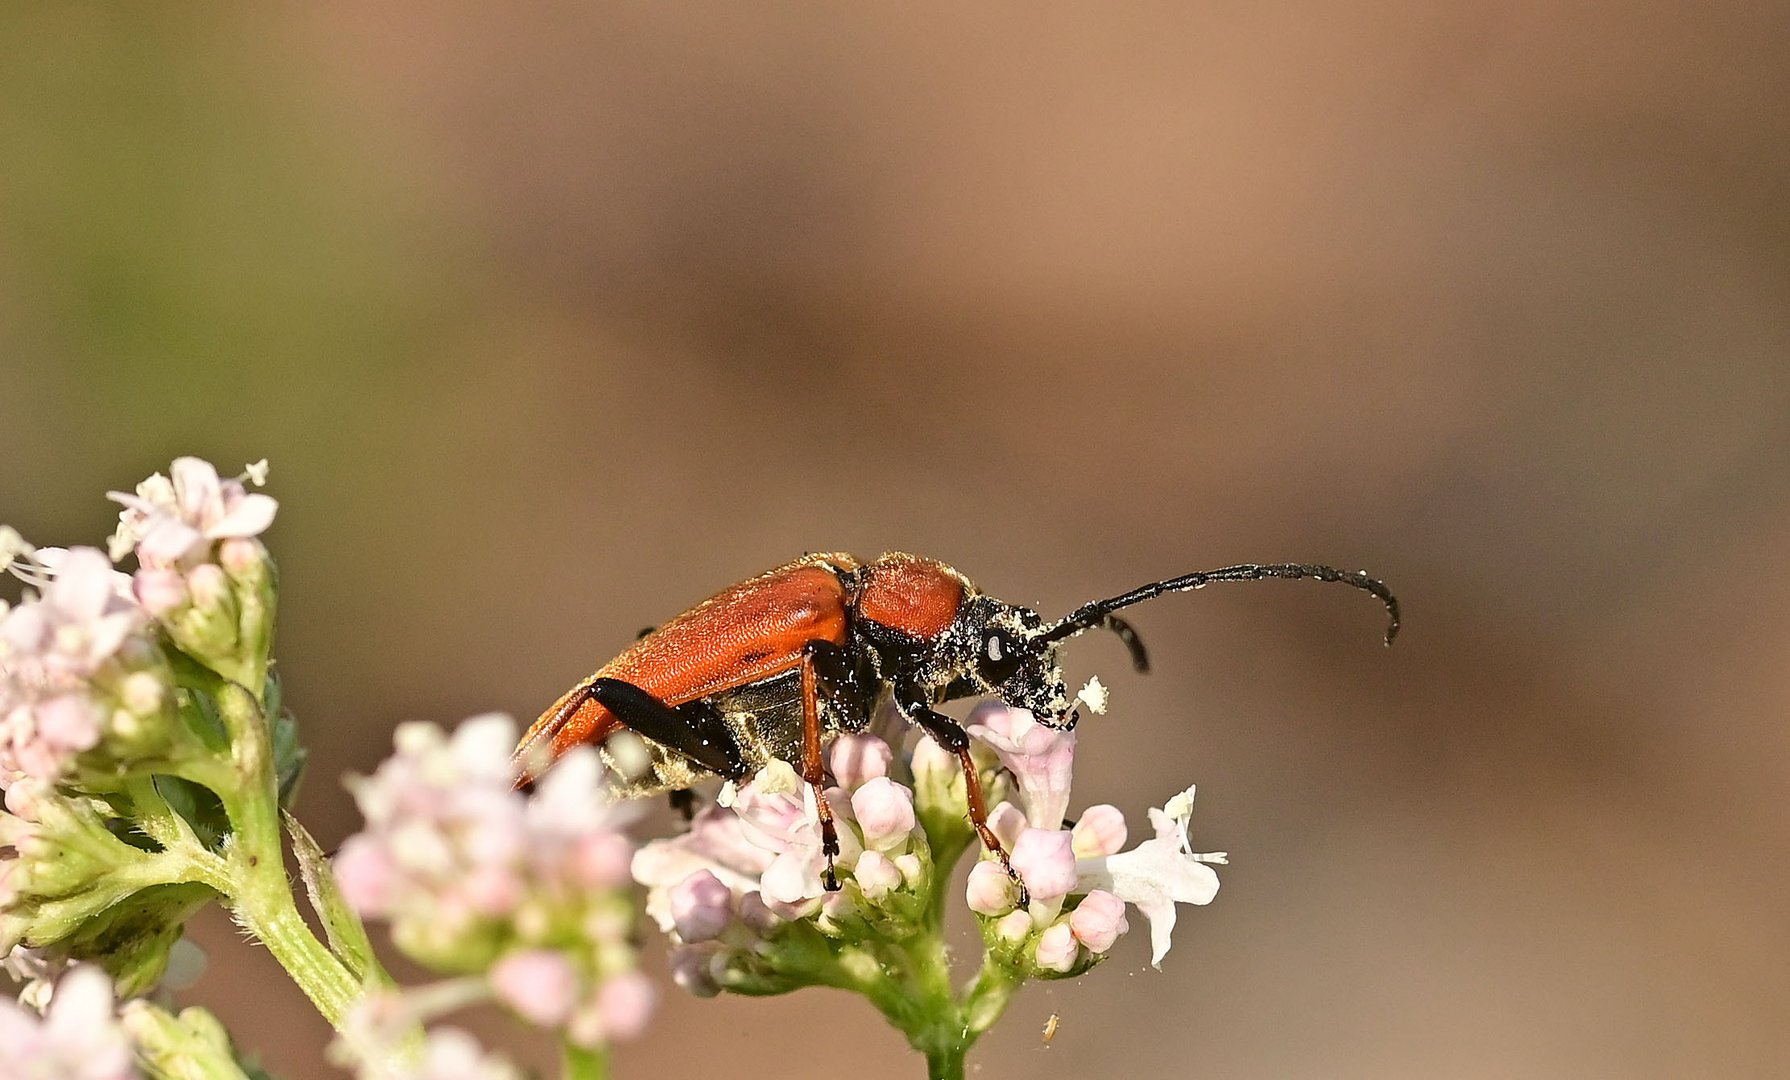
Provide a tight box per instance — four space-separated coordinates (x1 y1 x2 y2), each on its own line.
977 627 1024 685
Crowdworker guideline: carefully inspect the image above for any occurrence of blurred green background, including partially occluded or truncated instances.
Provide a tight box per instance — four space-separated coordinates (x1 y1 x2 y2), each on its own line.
4 4 1788 1077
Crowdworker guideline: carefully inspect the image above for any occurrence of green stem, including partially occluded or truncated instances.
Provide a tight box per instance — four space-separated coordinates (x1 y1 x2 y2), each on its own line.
562 1040 608 1080
922 1043 967 1080
192 682 364 1027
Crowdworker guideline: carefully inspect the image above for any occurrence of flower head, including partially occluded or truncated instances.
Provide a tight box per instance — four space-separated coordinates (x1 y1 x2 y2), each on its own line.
335 992 522 1080
0 549 166 788
1075 784 1226 968
107 458 276 569
98 458 282 690
0 965 138 1080
337 714 651 1048
633 695 1226 1067
633 734 934 997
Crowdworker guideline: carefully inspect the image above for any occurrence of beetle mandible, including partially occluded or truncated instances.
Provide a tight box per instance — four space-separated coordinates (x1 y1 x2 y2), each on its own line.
512 552 1398 893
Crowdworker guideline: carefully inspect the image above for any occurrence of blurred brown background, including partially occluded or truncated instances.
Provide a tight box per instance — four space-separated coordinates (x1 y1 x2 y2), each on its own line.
3 4 1788 1077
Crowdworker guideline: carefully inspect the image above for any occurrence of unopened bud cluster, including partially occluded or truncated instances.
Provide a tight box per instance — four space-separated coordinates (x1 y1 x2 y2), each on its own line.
633 732 948 998
108 457 278 691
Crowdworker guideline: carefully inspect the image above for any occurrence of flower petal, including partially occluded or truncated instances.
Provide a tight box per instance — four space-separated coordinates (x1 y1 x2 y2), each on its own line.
170 457 223 526
209 492 278 539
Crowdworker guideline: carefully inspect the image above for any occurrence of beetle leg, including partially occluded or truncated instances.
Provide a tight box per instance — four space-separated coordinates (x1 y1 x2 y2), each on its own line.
668 788 698 821
894 683 1029 905
580 678 750 781
800 640 852 891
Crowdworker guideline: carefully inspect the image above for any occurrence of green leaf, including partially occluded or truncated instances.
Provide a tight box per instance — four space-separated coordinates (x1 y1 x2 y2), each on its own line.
270 703 307 810
283 812 381 985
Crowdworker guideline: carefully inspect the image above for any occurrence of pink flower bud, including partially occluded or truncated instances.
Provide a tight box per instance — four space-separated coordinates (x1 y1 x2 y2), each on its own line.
894 852 924 889
567 833 634 889
34 695 101 754
737 891 782 934
1035 920 1080 972
853 850 902 900
1009 828 1077 902
462 864 524 916
908 733 958 783
492 949 580 1027
849 777 916 850
119 671 165 717
1069 889 1129 953
5 780 46 818
828 734 892 789
333 837 397 914
1071 804 1128 858
987 802 1027 850
995 910 1033 944
965 859 1017 915
217 537 265 579
132 568 188 616
185 564 230 610
669 870 734 943
669 946 722 998
590 971 656 1042
820 889 856 921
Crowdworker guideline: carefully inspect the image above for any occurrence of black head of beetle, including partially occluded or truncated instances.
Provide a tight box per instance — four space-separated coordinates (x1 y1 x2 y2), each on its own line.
934 596 1087 729
929 561 1400 730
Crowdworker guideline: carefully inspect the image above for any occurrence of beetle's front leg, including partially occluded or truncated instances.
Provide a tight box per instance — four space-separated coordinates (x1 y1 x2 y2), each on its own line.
894 682 1029 905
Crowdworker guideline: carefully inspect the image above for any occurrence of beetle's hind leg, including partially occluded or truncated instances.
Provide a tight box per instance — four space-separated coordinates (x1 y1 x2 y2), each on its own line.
668 787 699 821
581 678 749 782
895 682 1030 905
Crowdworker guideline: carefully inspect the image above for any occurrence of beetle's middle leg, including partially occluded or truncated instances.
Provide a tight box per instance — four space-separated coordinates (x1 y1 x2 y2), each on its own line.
799 639 856 892
895 682 1029 905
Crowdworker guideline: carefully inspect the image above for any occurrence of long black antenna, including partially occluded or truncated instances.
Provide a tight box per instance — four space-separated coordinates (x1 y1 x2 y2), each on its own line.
1044 563 1400 646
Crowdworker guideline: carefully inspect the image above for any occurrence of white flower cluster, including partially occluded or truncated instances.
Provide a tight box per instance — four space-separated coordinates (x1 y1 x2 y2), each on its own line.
633 701 1225 997
0 965 138 1080
0 547 160 788
334 715 655 1048
633 732 936 996
0 456 281 790
965 703 1226 970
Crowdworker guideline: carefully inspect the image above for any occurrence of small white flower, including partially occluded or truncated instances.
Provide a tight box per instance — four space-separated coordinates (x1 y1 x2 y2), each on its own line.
336 993 522 1080
0 965 138 1080
108 457 278 568
1075 783 1225 968
337 714 644 988
0 548 152 786
965 702 1077 831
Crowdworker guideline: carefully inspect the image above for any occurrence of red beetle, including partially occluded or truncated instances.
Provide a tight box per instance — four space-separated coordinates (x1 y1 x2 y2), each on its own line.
513 552 1397 890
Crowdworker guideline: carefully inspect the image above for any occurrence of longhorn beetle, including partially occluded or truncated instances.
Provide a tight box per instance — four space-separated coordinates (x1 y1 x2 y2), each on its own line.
513 552 1398 893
